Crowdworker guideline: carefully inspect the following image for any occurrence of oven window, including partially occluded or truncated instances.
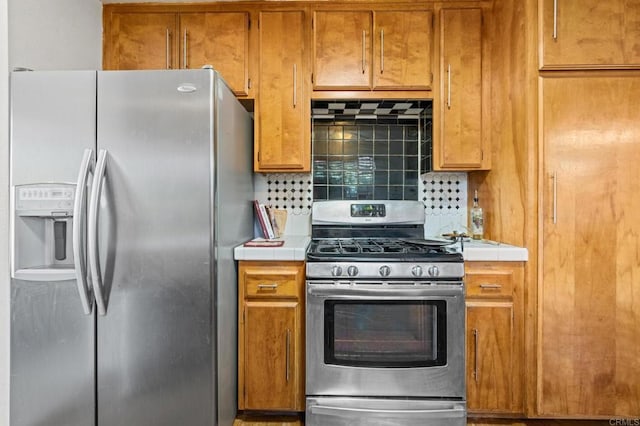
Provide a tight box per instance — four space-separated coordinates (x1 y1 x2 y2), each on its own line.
324 300 447 368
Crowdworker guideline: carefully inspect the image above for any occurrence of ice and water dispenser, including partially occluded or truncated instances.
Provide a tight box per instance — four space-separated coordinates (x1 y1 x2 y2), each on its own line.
12 183 77 281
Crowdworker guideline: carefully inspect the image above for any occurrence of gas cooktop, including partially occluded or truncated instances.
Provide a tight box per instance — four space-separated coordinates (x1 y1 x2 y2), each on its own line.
306 238 463 263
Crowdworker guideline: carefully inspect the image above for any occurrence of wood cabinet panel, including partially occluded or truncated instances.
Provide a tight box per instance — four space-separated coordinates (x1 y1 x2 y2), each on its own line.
313 11 372 90
372 11 433 90
540 76 640 417
103 6 250 96
539 0 640 69
179 12 249 95
466 301 514 413
105 12 177 70
243 301 299 410
466 268 514 298
256 11 310 172
243 259 304 298
238 261 305 412
465 261 524 415
435 7 488 170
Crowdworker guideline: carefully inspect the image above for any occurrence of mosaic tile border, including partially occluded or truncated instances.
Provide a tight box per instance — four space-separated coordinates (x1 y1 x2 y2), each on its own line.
265 174 313 215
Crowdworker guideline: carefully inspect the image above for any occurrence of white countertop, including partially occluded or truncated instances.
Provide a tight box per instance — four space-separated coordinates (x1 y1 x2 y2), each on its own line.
456 239 528 262
234 235 527 262
234 235 311 261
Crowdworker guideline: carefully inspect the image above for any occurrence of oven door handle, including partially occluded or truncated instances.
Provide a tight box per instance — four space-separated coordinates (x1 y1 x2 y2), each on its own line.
309 404 466 419
307 285 463 299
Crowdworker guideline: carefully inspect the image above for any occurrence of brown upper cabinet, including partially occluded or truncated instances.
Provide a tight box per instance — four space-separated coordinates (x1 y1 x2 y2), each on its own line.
433 7 489 170
255 10 311 172
103 6 251 96
313 9 433 91
539 0 640 70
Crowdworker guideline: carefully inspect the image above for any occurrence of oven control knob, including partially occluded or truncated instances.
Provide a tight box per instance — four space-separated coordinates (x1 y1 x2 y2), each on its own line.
331 266 343 277
411 265 424 277
379 265 391 277
427 265 440 277
347 265 359 277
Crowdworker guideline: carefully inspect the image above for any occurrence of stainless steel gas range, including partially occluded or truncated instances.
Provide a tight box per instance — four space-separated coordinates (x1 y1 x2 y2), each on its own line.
305 200 466 426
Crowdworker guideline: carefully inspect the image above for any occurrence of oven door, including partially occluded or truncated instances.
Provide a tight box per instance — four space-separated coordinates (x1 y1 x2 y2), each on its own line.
306 281 465 398
306 397 466 426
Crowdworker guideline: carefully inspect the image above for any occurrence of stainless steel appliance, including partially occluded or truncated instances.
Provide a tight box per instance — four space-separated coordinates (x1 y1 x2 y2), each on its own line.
9 69 254 426
305 200 466 426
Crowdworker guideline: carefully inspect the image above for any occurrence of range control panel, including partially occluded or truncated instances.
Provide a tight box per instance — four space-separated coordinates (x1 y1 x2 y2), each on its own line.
350 203 386 218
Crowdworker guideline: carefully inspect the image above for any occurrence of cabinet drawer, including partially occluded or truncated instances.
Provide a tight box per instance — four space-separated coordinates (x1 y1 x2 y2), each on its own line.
244 272 301 299
466 271 513 298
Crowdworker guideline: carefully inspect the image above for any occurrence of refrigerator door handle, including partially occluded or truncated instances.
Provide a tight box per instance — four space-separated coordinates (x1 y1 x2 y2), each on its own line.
88 149 109 315
73 148 95 315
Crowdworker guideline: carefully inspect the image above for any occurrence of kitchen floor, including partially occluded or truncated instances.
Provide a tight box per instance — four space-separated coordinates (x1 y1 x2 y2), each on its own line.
235 417 611 425
233 415 303 426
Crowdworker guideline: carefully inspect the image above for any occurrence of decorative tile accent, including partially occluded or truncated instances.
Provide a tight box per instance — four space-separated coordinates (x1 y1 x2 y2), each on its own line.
312 100 428 118
420 172 468 236
264 174 313 215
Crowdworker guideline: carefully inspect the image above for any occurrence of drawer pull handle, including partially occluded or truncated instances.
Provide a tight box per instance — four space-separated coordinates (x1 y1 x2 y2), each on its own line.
479 284 502 289
258 283 279 290
473 328 479 383
285 328 291 382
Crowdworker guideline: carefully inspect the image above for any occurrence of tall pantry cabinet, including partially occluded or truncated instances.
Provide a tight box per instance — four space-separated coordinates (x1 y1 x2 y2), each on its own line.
536 0 640 417
538 76 640 417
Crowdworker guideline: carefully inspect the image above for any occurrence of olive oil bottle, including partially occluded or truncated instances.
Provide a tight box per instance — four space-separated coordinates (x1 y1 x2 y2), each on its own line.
470 190 484 240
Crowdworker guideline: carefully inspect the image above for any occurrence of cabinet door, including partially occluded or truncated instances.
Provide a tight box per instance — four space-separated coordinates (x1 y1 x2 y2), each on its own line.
466 302 514 413
436 8 488 170
243 301 299 411
540 76 640 416
105 12 177 70
256 11 310 172
179 12 250 96
313 11 372 90
540 0 640 69
373 11 433 90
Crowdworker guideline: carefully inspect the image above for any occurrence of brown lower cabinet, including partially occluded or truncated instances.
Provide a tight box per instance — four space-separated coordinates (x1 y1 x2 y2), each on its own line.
238 261 305 412
465 261 525 416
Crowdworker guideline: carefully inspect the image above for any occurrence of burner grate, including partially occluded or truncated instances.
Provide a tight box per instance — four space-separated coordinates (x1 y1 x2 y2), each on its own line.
308 238 458 261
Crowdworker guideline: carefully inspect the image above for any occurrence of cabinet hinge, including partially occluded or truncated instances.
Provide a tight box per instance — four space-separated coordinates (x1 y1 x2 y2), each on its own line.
430 72 433 84
248 17 251 30
257 151 261 162
311 73 314 84
481 150 484 160
242 307 245 324
248 78 252 89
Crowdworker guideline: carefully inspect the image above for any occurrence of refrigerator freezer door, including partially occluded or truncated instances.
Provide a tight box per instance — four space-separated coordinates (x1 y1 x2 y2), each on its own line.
96 70 215 426
10 71 97 426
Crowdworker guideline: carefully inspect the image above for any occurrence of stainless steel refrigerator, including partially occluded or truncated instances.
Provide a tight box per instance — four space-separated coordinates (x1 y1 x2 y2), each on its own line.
9 69 254 426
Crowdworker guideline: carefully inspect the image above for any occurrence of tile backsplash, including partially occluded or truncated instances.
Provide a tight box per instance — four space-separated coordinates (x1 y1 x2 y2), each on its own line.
254 171 469 238
252 100 469 237
420 172 468 237
311 100 431 201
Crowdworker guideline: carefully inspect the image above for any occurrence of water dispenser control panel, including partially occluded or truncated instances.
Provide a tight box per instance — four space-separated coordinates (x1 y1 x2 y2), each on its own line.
15 184 75 215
